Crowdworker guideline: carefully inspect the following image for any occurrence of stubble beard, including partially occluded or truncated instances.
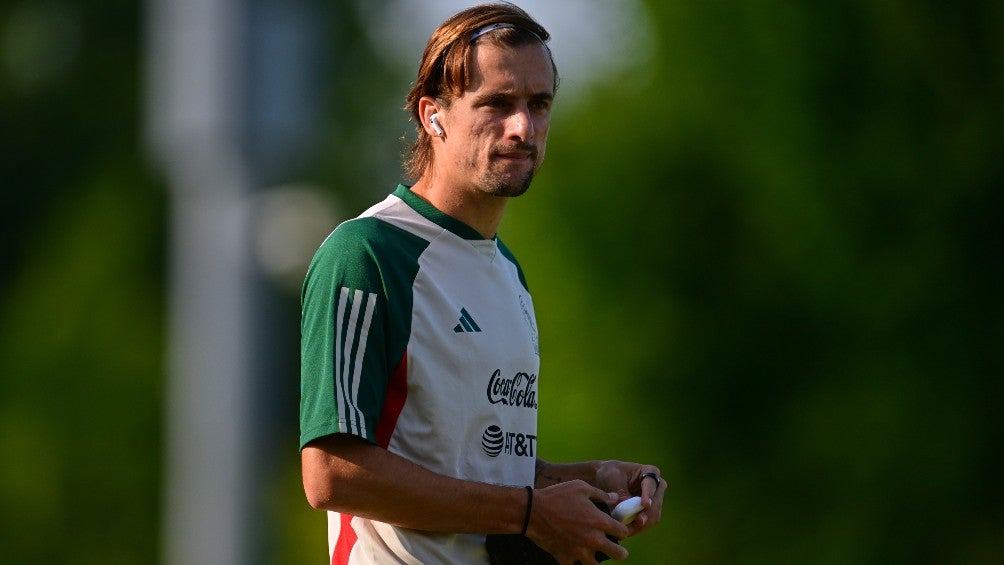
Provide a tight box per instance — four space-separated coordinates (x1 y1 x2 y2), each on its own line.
478 167 536 198
476 144 541 198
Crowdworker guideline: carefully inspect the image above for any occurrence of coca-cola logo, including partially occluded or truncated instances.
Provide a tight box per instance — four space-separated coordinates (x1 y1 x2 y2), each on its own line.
486 370 538 409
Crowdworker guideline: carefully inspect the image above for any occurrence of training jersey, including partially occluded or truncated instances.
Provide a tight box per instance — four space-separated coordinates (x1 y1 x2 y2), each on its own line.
300 184 541 564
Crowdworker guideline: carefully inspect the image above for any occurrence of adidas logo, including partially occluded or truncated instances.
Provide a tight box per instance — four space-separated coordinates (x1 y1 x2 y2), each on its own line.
453 308 482 333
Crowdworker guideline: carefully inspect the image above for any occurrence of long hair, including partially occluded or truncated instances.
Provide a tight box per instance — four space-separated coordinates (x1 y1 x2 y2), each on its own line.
402 2 558 181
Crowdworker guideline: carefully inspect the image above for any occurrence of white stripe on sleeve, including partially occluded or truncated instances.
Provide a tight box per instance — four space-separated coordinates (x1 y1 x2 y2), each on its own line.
337 288 377 436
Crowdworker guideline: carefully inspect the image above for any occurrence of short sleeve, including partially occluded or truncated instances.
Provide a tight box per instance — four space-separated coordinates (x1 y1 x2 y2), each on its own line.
299 217 428 449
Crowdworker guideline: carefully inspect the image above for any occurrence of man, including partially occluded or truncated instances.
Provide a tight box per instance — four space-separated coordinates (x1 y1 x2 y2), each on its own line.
300 3 665 563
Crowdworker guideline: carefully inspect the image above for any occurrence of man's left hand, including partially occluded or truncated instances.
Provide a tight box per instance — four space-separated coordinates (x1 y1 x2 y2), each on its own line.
594 461 666 537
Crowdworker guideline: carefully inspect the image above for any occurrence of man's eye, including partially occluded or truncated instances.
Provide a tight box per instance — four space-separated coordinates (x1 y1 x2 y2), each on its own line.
530 101 550 111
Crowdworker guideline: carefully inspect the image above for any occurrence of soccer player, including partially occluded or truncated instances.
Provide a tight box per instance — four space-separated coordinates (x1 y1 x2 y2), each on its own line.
299 3 665 563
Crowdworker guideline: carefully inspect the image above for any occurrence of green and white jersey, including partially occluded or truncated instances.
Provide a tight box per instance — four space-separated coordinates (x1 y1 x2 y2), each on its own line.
300 185 541 564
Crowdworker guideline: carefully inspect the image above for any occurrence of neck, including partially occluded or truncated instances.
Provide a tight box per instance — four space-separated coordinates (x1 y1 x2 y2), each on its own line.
410 176 508 239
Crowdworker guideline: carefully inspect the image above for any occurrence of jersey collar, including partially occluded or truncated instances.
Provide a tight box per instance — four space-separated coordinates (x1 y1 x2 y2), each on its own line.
395 184 493 241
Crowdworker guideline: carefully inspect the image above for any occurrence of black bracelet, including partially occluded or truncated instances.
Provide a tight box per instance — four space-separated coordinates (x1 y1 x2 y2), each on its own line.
520 486 533 536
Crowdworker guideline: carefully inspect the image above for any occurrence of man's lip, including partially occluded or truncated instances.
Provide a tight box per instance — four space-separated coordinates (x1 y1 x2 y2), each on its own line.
495 151 533 160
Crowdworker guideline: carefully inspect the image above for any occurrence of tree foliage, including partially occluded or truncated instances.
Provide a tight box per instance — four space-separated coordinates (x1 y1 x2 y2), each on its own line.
1 1 1001 563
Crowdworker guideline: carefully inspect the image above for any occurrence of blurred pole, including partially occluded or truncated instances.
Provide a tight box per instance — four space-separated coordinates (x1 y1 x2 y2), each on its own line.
146 0 252 563
144 0 327 563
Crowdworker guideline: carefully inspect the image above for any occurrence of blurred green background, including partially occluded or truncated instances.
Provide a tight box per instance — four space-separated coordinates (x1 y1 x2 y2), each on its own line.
1 0 1002 563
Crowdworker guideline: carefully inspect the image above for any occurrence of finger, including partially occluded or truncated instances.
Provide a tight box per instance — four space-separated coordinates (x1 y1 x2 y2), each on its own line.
599 535 629 561
589 488 620 511
639 483 666 531
630 507 657 534
651 475 666 513
629 478 666 534
639 469 662 501
608 513 631 539
626 514 646 536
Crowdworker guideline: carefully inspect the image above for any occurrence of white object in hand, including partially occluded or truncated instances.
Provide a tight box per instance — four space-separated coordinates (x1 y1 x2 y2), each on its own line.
611 496 644 524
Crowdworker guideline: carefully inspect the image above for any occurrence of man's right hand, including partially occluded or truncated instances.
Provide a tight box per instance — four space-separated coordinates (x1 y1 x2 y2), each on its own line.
526 480 630 564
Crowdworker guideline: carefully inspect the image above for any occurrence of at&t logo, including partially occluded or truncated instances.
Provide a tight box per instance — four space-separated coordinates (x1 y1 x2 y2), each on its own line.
481 424 537 458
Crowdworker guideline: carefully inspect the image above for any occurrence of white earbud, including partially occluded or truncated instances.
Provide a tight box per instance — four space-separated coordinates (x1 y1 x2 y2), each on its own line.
430 113 444 136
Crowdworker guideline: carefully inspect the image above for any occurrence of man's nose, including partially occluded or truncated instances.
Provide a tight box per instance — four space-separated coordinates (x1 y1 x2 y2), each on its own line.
506 105 534 141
